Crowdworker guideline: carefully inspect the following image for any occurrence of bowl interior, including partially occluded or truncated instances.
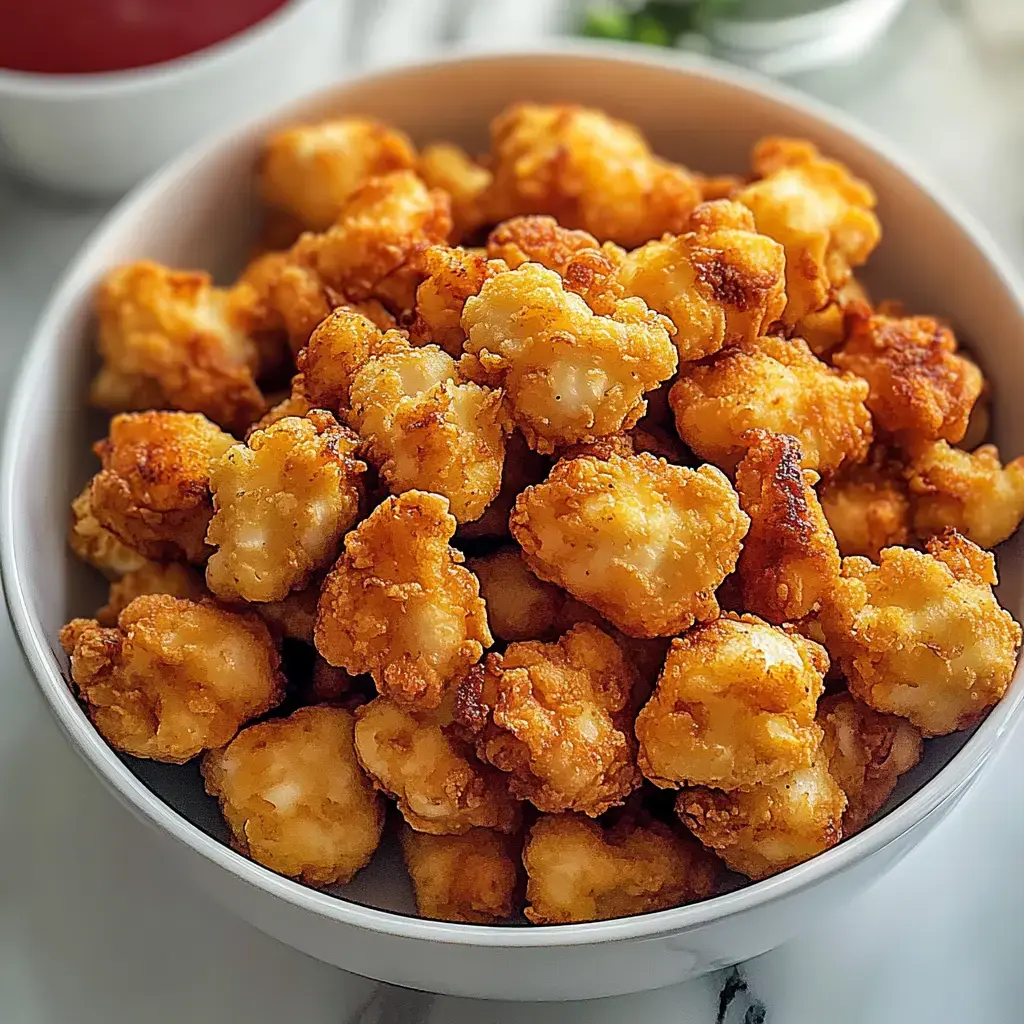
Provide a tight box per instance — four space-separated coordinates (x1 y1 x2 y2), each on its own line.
6 50 1024 926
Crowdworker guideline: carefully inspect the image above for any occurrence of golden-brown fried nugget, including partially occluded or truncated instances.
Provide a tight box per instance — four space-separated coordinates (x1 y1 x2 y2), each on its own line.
636 615 827 791
485 103 701 248
734 430 840 622
349 337 508 523
206 413 366 602
461 262 677 453
522 813 719 924
616 200 787 363
736 137 880 325
818 448 912 561
89 411 234 563
820 532 1022 735
456 624 641 817
260 118 417 232
510 454 748 638
678 751 846 879
92 261 265 434
670 335 872 475
354 697 520 834
795 276 872 358
97 561 208 626
818 691 922 835
486 215 602 273
833 313 982 444
401 825 521 923
258 580 322 643
202 705 384 885
417 143 492 243
68 485 149 579
315 492 492 709
907 440 1024 548
60 595 284 762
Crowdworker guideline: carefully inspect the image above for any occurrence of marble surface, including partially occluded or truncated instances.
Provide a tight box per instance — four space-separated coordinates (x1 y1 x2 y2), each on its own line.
2 1 1024 1021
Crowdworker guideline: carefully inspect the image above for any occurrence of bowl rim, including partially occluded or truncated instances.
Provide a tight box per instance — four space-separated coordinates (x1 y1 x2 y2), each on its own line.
4 40 1024 949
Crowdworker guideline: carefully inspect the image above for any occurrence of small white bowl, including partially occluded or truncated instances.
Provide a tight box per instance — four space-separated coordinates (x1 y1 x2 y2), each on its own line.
0 0 347 196
3 45 1023 1002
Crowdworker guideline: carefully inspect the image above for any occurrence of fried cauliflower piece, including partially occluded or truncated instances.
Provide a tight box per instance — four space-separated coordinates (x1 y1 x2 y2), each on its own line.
315 492 492 709
354 696 520 834
456 624 641 817
401 825 521 923
510 454 748 638
485 103 701 248
907 440 1024 548
260 118 417 232
818 692 922 835
670 335 873 475
416 143 492 243
615 200 787 363
258 580 322 643
818 449 912 560
348 336 508 523
60 595 284 762
97 561 208 626
92 261 265 434
678 751 846 879
734 430 840 622
486 215 603 274
89 411 234 563
636 615 827 791
461 262 677 454
522 813 719 924
736 137 880 325
68 485 148 579
833 313 983 444
820 532 1022 735
202 705 384 885
206 413 367 602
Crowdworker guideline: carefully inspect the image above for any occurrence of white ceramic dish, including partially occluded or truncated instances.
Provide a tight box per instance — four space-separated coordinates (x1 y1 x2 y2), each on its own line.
0 0 347 196
3 46 1023 1002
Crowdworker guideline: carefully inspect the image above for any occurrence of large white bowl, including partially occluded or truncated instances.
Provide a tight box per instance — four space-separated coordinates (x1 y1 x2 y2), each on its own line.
3 47 1024 1002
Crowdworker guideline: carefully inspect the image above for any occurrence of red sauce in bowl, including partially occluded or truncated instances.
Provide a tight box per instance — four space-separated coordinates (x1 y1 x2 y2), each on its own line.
0 0 291 75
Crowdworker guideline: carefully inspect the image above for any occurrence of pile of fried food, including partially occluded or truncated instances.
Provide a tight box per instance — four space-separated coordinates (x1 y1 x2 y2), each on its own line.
59 103 1024 926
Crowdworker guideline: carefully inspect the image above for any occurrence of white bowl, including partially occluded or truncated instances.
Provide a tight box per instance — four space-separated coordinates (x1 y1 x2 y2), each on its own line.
0 0 347 196
3 46 1024 1002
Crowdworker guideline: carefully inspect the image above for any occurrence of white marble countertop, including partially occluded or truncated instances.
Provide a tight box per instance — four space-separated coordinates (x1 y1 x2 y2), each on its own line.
2 2 1024 1021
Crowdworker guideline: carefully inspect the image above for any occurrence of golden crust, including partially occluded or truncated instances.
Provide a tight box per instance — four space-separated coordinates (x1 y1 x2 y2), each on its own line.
670 334 873 475
795 276 872 358
416 143 492 243
820 532 1022 735
510 453 749 638
59 595 284 763
68 484 149 579
636 614 827 791
486 215 601 274
202 705 384 885
314 492 492 710
97 561 208 626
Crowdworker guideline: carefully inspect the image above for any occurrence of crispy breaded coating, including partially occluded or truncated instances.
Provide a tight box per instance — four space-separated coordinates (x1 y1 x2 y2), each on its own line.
734 430 840 622
636 615 827 791
455 624 641 816
89 411 234 563
818 692 922 835
486 215 602 273
315 492 492 709
461 262 677 453
202 705 384 885
416 143 492 242
736 137 880 325
833 313 982 444
354 697 520 834
206 413 367 602
248 382 312 435
97 561 208 626
678 752 846 879
60 595 284 762
468 547 567 643
348 337 508 523
92 261 265 433
401 825 521 923
616 200 787 363
260 118 417 232
485 103 701 248
818 449 912 560
68 485 149 579
670 335 873 475
819 532 1022 735
522 813 719 923
907 440 1024 548
510 454 748 638
258 580 322 643
795 276 871 358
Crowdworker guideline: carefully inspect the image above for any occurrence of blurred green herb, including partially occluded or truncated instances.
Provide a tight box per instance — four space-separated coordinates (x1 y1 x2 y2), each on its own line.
581 0 740 45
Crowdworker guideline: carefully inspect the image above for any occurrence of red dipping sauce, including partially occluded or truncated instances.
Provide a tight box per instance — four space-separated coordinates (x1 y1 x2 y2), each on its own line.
0 0 292 75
